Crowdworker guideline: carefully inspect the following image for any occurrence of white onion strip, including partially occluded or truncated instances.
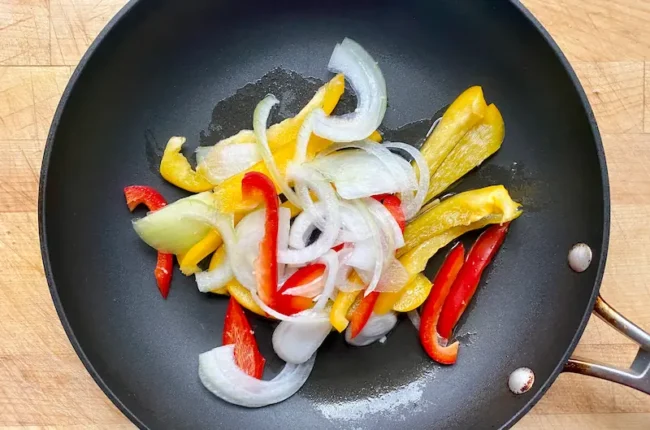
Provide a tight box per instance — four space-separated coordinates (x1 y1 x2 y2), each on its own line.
407 310 421 330
345 312 398 346
314 250 339 310
383 142 430 220
352 199 383 295
312 38 387 142
194 254 233 293
272 311 331 364
253 95 302 208
280 166 340 265
198 344 315 407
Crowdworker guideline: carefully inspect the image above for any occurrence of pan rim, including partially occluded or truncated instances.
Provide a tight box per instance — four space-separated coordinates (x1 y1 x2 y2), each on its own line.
37 1 611 429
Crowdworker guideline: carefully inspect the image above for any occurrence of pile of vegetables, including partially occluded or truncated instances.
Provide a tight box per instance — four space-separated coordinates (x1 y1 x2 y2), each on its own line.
124 38 521 407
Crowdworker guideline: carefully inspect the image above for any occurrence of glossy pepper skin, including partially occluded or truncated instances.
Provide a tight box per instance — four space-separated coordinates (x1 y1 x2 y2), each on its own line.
160 137 214 193
419 86 487 175
275 264 324 316
241 172 279 306
348 291 380 338
419 243 465 365
223 297 265 379
372 194 406 232
123 185 173 298
437 223 510 339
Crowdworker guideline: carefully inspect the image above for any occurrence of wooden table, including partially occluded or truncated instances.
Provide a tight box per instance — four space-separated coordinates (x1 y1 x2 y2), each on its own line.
0 0 649 428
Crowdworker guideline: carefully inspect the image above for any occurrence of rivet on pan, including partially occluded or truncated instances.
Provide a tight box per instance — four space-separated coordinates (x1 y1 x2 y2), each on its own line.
508 367 534 394
568 243 592 273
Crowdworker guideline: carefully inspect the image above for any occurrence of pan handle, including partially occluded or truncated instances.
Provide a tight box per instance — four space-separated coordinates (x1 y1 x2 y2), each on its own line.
563 295 650 394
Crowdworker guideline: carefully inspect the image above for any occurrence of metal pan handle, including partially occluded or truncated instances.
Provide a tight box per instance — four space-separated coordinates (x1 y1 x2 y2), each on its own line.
563 296 650 394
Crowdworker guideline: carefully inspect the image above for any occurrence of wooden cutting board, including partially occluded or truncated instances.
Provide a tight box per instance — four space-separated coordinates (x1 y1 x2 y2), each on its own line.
0 0 649 428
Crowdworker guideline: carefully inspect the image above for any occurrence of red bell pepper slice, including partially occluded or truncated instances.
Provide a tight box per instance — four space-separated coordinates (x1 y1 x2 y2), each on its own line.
348 291 380 338
241 172 280 307
124 185 167 212
419 243 465 364
437 222 511 339
372 194 406 232
124 185 173 298
274 264 325 315
223 297 266 379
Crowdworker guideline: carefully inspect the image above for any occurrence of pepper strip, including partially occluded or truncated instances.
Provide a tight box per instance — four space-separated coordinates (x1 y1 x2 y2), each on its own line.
223 297 266 379
419 243 465 365
241 172 279 306
437 223 510 339
124 185 173 298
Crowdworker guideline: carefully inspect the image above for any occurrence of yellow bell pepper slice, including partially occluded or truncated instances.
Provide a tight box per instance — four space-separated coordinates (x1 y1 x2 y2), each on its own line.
392 273 432 312
160 137 214 193
374 185 522 314
179 230 222 275
399 185 521 256
368 130 382 143
330 290 361 332
329 271 365 332
426 103 505 201
226 279 266 317
419 86 488 175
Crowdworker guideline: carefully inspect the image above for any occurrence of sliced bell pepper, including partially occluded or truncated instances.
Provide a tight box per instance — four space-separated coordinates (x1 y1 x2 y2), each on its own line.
226 279 266 316
374 291 401 315
368 130 383 142
160 137 214 193
330 290 361 332
274 264 323 315
124 185 167 212
241 172 279 306
223 297 266 379
392 273 433 312
419 86 488 175
437 223 510 339
399 185 521 256
124 185 173 298
420 243 465 365
426 104 505 201
179 230 222 275
348 291 380 339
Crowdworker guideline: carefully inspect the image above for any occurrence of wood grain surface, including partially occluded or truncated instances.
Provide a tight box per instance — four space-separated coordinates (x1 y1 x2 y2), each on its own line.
0 0 649 428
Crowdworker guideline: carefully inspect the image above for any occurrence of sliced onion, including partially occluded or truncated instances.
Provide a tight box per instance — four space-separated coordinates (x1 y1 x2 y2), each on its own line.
346 239 376 272
253 95 302 208
365 197 404 250
251 293 329 323
314 250 339 310
345 312 398 346
277 207 291 281
312 38 387 142
309 147 417 200
197 142 261 184
384 142 430 220
198 344 315 407
351 200 383 295
407 310 421 330
282 275 324 298
132 192 215 255
272 310 332 364
376 258 410 293
292 111 317 166
280 166 340 265
195 253 233 293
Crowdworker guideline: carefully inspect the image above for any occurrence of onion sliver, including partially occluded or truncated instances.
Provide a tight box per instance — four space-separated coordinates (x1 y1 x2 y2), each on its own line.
197 142 261 184
345 312 398 346
314 250 339 310
253 95 302 208
195 254 233 293
407 310 421 330
352 199 383 295
312 38 387 142
280 166 341 265
272 310 332 364
384 142 430 220
198 344 315 407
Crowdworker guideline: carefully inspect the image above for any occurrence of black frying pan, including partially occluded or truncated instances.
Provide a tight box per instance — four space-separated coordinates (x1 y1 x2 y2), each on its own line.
38 0 650 429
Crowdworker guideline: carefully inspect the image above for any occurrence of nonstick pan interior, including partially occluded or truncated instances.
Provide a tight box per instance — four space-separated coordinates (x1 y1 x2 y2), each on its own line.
40 1 608 429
